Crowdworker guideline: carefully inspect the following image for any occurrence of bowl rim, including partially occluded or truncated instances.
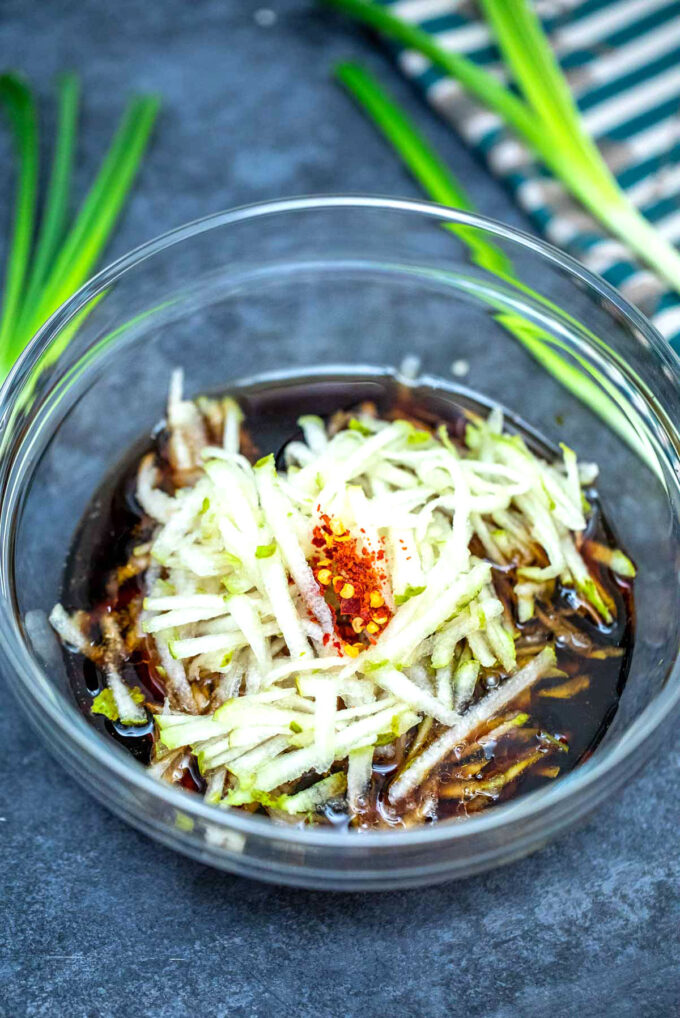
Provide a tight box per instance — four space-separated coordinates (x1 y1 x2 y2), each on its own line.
2 193 680 850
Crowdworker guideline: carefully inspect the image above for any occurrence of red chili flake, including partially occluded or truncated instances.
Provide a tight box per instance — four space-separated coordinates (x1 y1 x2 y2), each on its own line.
309 513 392 653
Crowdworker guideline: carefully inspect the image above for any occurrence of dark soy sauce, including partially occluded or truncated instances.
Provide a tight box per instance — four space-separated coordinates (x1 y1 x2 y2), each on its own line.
60 371 635 824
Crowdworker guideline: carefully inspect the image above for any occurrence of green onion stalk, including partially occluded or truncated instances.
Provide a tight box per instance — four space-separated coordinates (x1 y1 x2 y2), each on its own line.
0 72 160 381
322 0 680 299
335 61 652 463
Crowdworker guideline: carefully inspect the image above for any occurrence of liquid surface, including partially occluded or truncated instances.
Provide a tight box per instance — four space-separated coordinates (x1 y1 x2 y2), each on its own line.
60 371 635 827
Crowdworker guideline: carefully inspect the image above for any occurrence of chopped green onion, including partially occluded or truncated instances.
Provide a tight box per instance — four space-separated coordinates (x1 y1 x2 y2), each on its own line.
394 584 425 606
348 417 373 436
255 542 277 559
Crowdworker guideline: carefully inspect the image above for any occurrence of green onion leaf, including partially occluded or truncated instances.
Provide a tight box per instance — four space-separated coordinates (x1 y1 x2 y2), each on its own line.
394 584 426 606
323 0 538 142
348 416 373 436
334 59 652 464
0 74 160 379
16 93 160 357
336 61 514 279
336 61 471 211
324 0 680 296
16 72 80 336
0 75 39 358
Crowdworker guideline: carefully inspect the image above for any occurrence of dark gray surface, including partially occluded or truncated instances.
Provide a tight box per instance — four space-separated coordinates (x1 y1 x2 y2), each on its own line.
1 2 678 1016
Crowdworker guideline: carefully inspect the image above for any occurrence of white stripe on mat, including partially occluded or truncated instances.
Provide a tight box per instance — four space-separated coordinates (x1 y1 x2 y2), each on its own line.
429 64 505 110
656 207 680 242
652 304 680 337
553 0 675 54
583 65 680 137
618 270 662 299
581 240 631 274
391 0 457 20
626 164 680 209
415 20 491 56
487 138 532 175
573 16 680 92
398 50 430 76
618 116 680 163
516 177 570 211
425 0 675 62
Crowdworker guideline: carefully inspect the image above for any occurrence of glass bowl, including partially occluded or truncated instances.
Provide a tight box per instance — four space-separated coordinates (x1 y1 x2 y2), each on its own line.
1 196 679 891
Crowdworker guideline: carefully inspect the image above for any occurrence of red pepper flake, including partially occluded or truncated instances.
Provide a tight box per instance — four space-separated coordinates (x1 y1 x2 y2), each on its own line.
310 513 392 653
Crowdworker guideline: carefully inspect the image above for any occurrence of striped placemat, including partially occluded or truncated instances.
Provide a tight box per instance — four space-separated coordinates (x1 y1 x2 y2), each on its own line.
381 0 680 349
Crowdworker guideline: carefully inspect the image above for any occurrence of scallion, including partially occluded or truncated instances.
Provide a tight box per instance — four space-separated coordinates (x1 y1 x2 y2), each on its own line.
0 73 159 378
335 61 649 460
323 0 680 298
0 75 39 361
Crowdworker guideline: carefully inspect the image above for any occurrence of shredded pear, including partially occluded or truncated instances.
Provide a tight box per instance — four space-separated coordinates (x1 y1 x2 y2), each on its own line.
51 374 632 825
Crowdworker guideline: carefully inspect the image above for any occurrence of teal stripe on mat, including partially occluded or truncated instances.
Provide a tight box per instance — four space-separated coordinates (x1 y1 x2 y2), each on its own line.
380 0 680 350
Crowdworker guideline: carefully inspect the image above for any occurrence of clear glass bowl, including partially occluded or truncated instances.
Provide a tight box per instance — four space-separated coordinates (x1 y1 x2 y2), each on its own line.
1 196 679 890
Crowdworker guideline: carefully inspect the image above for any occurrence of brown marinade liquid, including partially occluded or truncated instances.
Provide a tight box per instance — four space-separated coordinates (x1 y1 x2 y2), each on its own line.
60 373 635 827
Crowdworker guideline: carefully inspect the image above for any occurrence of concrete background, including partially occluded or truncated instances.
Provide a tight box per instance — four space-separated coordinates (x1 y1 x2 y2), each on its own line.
1 2 678 1016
